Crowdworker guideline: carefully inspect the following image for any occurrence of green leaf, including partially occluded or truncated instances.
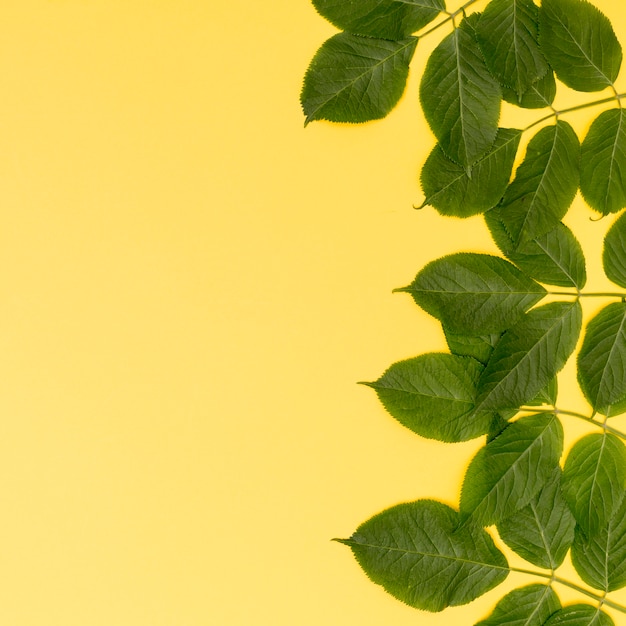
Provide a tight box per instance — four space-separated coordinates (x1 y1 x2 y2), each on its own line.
311 0 445 40
497 467 575 569
487 122 580 248
363 353 492 442
502 71 557 109
580 109 626 215
486 217 587 289
475 584 561 626
420 128 521 217
527 377 558 407
301 33 418 125
474 301 582 412
476 0 548 97
543 605 615 626
336 500 508 612
420 19 501 171
397 253 546 334
444 328 501 365
539 0 622 92
562 433 626 535
460 413 563 527
577 302 626 413
604 211 626 287
572 496 626 592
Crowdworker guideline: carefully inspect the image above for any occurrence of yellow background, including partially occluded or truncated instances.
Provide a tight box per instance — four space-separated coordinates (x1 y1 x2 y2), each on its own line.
1 0 626 624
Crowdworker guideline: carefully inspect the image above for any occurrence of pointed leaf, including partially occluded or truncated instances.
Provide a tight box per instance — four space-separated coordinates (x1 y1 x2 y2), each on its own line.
604 211 626 288
543 605 614 626
460 413 563 527
562 433 626 535
539 0 622 92
580 109 626 215
497 467 575 569
474 301 582 412
444 328 501 365
420 128 521 217
336 500 508 612
577 302 626 413
572 496 626 592
363 353 492 442
487 121 580 247
311 0 445 39
301 33 418 125
398 253 546 334
475 584 561 626
502 71 557 109
486 216 587 289
420 20 501 170
476 0 548 97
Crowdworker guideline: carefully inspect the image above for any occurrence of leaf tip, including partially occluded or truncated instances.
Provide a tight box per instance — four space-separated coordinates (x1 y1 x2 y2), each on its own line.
357 380 375 389
331 537 351 546
392 286 412 294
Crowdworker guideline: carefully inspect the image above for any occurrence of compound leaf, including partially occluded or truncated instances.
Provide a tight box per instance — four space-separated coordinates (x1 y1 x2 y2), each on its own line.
577 302 626 413
497 467 575 569
335 500 508 612
543 605 615 626
487 121 580 248
397 253 546 334
580 109 626 215
311 0 445 39
604 211 626 287
475 584 561 626
476 0 548 97
539 0 622 92
502 71 557 109
363 353 492 442
301 33 418 125
562 433 626 535
420 128 521 217
460 413 563 527
420 19 501 171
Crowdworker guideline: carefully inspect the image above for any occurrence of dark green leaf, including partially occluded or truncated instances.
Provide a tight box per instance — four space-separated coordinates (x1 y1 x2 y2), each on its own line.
577 302 626 413
444 328 501 365
502 71 557 109
460 413 563 527
474 301 582 412
580 109 626 215
497 467 575 569
301 33 418 125
475 584 561 626
363 353 492 442
543 605 615 626
311 0 444 39
486 217 587 289
604 211 626 287
420 128 521 217
527 378 558 407
539 0 622 92
420 19 501 171
562 433 626 535
488 412 512 442
336 500 508 612
487 122 580 248
476 0 548 97
397 253 546 334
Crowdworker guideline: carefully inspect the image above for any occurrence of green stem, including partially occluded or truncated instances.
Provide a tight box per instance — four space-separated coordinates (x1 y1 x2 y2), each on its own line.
418 0 483 38
548 291 626 299
519 407 626 440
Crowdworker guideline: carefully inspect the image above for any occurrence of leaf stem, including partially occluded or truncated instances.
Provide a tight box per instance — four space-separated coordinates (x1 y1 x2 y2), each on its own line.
548 290 626 299
519 407 626 440
418 0 483 38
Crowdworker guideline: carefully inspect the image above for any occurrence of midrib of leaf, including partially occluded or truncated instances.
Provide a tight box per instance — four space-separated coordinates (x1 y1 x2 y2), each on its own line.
454 28 470 168
594 307 626 406
525 585 556 625
604 110 624 210
588 433 608 525
534 237 578 286
529 500 556 569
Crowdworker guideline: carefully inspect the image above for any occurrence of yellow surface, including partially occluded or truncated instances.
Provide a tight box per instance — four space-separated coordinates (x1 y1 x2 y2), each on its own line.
0 0 625 624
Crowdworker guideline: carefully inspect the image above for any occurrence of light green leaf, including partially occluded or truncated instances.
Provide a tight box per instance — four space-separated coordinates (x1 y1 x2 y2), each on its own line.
580 109 626 215
487 121 580 248
475 584 561 626
476 0 548 97
572 496 626 592
420 128 521 217
444 328 501 365
543 605 615 626
363 353 492 442
311 0 444 39
460 413 563 527
502 71 557 109
420 19 501 171
474 301 582 412
539 0 622 92
397 253 546 334
497 467 575 569
335 500 508 612
604 211 626 287
562 433 626 535
301 33 418 125
577 302 626 413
